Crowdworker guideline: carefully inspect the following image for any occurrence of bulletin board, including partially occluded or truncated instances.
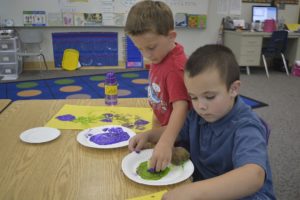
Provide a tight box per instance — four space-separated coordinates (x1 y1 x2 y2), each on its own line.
59 0 209 26
52 32 118 67
0 0 209 26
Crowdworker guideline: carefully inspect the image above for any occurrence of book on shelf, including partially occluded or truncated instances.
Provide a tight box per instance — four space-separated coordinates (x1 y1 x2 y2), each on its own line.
175 13 187 27
83 13 102 26
73 13 85 26
62 12 74 26
23 11 46 26
187 14 207 29
47 12 63 26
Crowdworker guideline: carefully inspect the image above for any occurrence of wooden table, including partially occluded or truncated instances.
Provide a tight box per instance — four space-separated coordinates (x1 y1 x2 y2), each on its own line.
0 98 190 200
0 99 11 112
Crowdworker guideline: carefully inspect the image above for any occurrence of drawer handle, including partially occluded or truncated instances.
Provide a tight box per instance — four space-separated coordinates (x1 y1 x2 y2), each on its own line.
1 44 8 49
2 56 9 62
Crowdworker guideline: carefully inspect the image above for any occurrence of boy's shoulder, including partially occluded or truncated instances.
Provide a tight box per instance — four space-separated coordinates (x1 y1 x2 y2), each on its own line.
187 96 263 128
164 43 187 67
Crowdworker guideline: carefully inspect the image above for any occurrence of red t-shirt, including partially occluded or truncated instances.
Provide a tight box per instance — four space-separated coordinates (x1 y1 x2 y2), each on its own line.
148 43 190 126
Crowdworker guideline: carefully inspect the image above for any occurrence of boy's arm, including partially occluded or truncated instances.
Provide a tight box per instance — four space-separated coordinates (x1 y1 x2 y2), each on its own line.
128 126 166 152
149 100 189 171
163 163 265 200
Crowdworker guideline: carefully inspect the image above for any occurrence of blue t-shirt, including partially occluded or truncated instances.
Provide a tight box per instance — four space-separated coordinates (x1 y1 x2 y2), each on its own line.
178 96 275 199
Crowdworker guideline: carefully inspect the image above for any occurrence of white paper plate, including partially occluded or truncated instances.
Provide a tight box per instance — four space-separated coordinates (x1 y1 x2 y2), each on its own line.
77 125 136 149
20 127 61 143
122 149 194 186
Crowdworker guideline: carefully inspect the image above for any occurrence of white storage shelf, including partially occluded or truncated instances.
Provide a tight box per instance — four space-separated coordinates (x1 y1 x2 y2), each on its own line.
0 52 18 63
0 37 22 79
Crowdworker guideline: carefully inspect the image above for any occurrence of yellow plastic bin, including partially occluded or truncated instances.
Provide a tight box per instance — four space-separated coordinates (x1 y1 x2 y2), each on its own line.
62 49 79 71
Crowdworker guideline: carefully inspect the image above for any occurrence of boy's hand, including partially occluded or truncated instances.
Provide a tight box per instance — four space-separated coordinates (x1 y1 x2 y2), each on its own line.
128 133 149 152
148 140 172 172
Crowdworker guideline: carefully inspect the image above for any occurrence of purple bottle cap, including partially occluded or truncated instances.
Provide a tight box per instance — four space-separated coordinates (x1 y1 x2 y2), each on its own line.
105 72 117 84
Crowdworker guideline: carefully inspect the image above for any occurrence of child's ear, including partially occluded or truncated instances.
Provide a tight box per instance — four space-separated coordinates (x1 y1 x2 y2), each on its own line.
229 80 241 97
168 30 177 40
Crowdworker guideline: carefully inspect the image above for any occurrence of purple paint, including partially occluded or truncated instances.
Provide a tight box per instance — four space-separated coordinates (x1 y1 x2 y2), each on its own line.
100 113 113 122
89 127 130 145
56 114 76 121
134 119 149 126
101 118 113 122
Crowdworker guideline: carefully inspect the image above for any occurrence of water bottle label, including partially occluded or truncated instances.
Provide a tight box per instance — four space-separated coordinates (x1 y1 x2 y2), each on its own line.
105 85 118 95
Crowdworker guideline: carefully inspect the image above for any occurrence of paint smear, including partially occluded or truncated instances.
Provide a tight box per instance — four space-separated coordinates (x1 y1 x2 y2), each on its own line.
136 161 170 180
89 127 130 145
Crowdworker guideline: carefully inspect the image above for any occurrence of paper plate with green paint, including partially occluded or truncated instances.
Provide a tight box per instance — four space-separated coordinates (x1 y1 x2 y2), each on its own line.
121 149 194 186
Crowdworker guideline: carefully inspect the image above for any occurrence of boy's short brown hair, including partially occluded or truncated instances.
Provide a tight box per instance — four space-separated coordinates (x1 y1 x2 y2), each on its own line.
185 44 240 90
125 0 174 36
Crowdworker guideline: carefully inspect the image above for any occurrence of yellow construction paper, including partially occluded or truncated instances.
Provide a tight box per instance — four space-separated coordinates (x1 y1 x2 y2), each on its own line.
286 24 300 32
45 104 153 133
126 190 167 200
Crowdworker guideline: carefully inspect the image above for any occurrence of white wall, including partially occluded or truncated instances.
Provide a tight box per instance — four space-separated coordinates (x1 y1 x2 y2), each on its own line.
1 0 299 67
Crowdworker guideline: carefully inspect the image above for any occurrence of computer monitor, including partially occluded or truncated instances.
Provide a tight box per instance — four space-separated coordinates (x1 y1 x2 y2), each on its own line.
252 6 278 22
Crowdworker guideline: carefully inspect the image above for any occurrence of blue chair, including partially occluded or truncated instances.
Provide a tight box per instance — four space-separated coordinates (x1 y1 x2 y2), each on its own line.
261 30 289 78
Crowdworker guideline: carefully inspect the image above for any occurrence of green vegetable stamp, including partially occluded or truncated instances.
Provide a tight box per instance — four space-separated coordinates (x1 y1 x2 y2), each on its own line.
136 161 170 180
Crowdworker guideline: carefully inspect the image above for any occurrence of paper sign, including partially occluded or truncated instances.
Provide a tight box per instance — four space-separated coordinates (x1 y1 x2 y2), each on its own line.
126 190 167 200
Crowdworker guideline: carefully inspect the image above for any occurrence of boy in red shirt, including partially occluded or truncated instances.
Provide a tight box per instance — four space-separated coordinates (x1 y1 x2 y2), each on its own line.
125 0 191 172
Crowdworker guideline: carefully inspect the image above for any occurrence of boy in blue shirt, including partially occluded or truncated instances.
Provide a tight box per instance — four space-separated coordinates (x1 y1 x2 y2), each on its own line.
132 44 276 199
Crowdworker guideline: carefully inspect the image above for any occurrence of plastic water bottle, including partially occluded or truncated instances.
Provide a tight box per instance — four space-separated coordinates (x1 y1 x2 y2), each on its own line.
277 17 285 31
104 72 118 105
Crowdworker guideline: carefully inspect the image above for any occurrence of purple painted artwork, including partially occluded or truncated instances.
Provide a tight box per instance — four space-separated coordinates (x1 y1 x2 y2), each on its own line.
89 127 130 145
56 114 76 121
55 111 150 131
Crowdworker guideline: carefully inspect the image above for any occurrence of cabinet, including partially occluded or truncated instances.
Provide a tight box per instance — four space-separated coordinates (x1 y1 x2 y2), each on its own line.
224 30 300 73
224 31 263 67
0 36 22 80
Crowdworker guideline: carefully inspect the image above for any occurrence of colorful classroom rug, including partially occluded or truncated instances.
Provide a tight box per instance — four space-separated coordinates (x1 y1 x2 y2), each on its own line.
0 70 267 109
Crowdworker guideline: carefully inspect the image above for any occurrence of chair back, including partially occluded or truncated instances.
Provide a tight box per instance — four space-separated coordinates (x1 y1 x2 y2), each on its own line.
263 30 288 55
18 30 43 44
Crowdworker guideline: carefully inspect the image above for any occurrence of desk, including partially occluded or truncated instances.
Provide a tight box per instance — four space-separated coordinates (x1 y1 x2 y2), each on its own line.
0 98 189 200
0 99 11 112
224 30 300 72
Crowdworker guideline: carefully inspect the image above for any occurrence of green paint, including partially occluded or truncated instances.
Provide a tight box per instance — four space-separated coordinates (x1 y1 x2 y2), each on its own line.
16 82 38 89
136 161 170 180
54 79 75 85
89 75 106 81
73 115 101 125
121 73 139 78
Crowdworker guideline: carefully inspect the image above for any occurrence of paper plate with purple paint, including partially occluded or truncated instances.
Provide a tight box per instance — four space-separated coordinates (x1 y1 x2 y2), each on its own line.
76 125 136 149
122 149 194 186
